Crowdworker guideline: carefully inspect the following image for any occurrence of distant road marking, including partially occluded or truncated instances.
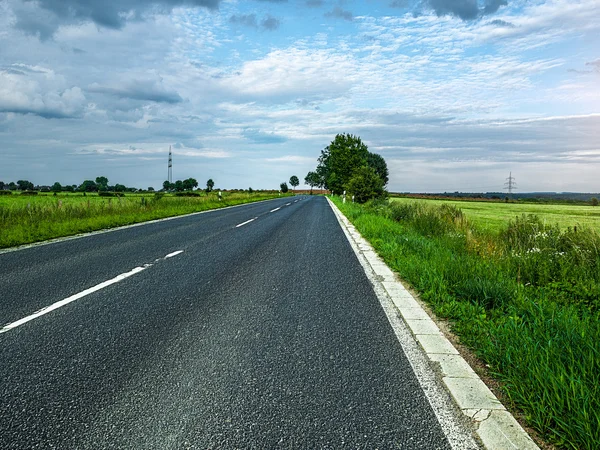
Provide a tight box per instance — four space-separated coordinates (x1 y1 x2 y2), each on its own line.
235 218 257 228
0 250 184 334
270 207 281 213
294 200 298 203
285 202 292 206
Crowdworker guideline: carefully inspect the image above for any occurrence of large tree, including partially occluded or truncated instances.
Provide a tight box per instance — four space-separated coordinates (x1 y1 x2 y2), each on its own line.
280 182 289 193
51 182 62 193
289 175 299 192
317 133 369 195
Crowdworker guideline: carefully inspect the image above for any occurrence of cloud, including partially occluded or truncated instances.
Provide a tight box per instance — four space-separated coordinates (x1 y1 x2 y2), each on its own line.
425 0 507 21
261 15 281 30
12 0 221 37
229 14 258 28
325 7 353 21
482 0 508 15
242 128 287 144
586 59 600 72
305 0 324 7
218 48 355 103
0 65 86 118
88 76 183 104
229 13 280 30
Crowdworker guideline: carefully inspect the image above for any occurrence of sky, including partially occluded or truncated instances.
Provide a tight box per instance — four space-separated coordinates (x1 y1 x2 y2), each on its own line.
0 0 599 193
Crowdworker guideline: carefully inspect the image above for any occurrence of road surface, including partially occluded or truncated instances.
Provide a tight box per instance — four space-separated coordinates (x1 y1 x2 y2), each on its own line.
1 196 472 449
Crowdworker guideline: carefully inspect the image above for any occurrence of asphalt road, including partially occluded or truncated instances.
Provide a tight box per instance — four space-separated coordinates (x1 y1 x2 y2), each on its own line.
1 196 460 449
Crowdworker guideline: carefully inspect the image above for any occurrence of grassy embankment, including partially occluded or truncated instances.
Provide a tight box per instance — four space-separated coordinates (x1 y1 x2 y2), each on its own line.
0 191 285 249
334 197 600 450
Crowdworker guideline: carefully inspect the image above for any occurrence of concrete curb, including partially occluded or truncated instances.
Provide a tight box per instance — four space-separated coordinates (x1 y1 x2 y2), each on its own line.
327 198 539 450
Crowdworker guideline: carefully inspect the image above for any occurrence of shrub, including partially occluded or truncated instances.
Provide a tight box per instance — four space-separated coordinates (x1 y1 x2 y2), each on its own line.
98 191 125 197
20 191 39 196
0 191 12 195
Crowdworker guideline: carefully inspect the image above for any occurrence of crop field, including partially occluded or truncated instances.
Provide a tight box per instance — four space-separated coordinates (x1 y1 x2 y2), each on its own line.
335 197 600 450
391 197 600 233
0 191 284 249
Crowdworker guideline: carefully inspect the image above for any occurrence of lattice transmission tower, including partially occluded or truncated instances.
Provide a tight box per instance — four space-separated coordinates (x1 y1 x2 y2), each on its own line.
504 172 517 197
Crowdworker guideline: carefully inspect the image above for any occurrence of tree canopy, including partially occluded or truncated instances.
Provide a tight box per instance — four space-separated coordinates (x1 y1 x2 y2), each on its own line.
314 133 388 201
289 175 299 191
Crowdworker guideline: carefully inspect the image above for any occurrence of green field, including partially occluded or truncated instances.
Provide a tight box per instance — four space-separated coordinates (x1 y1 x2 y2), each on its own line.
0 191 285 249
392 197 600 232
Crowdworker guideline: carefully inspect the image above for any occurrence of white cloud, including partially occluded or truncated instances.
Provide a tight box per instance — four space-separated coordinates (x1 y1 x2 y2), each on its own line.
0 64 86 118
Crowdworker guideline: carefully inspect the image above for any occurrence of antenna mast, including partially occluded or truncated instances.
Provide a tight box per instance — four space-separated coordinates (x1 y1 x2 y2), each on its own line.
168 145 172 184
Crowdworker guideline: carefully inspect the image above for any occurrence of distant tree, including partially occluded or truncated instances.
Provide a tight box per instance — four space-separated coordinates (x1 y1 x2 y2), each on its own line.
346 166 385 203
289 175 299 192
51 182 62 193
591 197 599 206
175 180 184 192
147 187 155 192
162 180 172 191
280 182 289 193
367 152 389 186
79 180 98 192
95 176 108 191
8 182 17 191
206 178 215 192
183 178 198 191
114 184 126 192
17 180 34 191
248 187 253 193
304 171 321 194
64 185 75 192
0 181 5 190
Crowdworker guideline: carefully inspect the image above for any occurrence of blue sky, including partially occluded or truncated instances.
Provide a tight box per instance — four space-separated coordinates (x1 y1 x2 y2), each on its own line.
0 0 598 192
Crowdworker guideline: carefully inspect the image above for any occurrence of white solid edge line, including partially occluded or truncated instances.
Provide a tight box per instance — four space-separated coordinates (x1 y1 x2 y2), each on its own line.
235 218 256 228
325 197 480 450
165 250 184 259
270 207 281 213
0 266 146 334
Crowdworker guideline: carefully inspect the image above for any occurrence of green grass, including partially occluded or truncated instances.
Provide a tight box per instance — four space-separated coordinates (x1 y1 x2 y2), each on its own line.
334 197 600 450
391 197 600 233
0 191 286 248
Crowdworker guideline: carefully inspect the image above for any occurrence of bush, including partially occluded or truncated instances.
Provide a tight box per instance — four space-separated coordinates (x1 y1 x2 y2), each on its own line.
98 191 125 197
345 166 385 203
20 191 39 196
0 191 12 196
174 191 200 197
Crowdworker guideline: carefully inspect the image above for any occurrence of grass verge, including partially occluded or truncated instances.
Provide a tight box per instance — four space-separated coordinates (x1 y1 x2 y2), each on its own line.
0 192 286 249
334 197 600 450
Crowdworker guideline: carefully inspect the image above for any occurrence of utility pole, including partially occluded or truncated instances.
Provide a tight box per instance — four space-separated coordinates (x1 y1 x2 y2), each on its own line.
504 172 516 198
168 145 172 184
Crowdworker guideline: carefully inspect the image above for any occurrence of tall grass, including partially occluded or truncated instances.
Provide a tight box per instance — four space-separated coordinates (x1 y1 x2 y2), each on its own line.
0 192 283 248
335 198 600 450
